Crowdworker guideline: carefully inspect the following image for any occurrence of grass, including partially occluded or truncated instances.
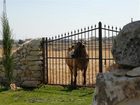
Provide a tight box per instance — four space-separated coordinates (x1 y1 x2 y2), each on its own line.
0 85 94 105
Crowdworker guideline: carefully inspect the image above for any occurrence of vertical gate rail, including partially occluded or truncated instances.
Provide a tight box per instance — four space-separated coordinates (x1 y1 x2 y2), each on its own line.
45 38 48 84
42 38 46 83
98 22 103 73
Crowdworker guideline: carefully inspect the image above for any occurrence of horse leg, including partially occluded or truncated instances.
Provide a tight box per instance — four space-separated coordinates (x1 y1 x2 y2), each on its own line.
71 70 74 86
72 59 76 88
83 68 87 85
70 68 73 86
68 66 73 86
74 68 77 87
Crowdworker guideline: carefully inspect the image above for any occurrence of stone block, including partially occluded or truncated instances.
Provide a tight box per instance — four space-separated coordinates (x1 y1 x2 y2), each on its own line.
93 69 140 105
32 71 41 78
26 55 41 61
21 80 41 88
26 61 42 66
28 65 42 71
29 51 42 56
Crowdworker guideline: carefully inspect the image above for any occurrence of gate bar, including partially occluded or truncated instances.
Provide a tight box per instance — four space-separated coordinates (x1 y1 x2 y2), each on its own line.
45 38 48 84
42 38 46 83
99 22 103 73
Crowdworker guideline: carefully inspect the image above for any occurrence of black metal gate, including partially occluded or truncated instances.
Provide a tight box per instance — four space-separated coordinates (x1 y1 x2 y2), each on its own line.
42 22 120 87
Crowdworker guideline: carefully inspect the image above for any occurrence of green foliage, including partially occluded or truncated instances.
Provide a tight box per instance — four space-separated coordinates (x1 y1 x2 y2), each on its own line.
0 86 94 105
1 13 13 86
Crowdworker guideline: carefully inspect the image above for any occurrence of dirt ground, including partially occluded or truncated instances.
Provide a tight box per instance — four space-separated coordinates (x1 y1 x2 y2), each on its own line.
46 48 114 86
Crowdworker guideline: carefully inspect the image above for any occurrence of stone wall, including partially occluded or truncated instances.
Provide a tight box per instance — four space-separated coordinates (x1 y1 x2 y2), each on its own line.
93 68 140 105
0 39 43 87
0 60 4 84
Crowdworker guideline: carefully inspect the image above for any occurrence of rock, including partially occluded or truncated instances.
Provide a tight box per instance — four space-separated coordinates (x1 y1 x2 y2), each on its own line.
27 61 42 66
32 71 42 78
21 80 41 88
117 98 140 105
26 55 41 61
126 67 140 77
112 69 129 77
0 70 5 78
29 51 42 56
10 83 17 91
112 21 140 67
28 65 42 71
93 70 140 105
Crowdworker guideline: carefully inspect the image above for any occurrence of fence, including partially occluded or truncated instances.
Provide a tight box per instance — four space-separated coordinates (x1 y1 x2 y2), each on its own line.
42 22 120 87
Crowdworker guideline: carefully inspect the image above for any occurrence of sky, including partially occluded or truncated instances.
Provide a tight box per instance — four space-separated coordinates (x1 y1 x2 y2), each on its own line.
0 0 140 40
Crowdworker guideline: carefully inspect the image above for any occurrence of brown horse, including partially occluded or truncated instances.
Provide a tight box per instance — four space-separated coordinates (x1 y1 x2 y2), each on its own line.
66 42 89 87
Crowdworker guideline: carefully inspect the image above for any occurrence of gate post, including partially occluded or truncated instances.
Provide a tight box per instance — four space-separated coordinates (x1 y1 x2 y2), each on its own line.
42 38 48 84
99 22 103 73
45 38 48 84
42 38 46 83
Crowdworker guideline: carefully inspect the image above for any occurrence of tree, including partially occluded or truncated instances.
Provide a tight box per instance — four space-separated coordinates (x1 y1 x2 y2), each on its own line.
1 0 13 87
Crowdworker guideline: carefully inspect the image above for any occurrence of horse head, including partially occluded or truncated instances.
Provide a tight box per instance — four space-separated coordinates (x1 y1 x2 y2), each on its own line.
72 42 86 58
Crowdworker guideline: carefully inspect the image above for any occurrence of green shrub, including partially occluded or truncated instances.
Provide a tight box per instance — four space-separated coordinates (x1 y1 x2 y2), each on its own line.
1 12 14 87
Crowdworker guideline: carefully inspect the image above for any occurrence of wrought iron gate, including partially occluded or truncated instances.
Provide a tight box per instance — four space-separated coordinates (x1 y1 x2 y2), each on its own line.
42 22 120 87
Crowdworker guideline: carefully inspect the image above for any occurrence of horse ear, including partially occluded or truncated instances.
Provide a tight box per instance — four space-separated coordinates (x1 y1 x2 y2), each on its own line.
68 45 74 51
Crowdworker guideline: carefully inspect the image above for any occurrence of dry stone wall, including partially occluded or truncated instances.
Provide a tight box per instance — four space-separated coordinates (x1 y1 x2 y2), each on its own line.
93 68 140 105
0 39 43 87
